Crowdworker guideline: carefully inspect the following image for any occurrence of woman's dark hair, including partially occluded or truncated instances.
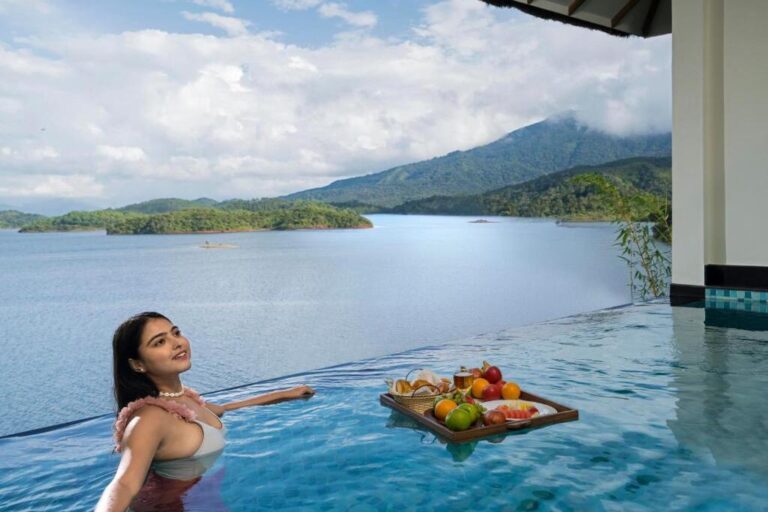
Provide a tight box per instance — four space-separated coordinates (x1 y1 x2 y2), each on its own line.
112 311 169 412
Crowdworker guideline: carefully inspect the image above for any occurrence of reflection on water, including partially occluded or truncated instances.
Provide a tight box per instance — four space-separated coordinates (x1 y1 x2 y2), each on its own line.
129 469 228 512
669 305 768 477
0 215 631 437
2 302 768 510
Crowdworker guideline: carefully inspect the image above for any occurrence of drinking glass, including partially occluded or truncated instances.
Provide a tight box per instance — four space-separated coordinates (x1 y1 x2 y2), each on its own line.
453 372 474 393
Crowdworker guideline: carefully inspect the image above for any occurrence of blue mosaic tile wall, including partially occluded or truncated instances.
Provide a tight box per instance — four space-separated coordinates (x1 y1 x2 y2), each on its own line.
706 288 768 314
706 288 768 302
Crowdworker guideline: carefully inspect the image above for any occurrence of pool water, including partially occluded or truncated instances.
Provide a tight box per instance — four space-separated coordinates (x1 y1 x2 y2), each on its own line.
1 302 767 511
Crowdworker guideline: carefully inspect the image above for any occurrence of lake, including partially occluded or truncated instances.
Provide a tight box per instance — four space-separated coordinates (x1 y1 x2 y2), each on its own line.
0 215 630 436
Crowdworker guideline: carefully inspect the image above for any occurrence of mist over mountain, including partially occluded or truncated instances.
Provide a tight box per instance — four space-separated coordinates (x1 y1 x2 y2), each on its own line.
284 116 671 207
0 197 108 216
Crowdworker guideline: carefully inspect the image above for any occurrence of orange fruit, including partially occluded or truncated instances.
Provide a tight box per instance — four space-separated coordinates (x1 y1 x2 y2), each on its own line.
434 399 458 421
471 378 490 399
501 382 521 400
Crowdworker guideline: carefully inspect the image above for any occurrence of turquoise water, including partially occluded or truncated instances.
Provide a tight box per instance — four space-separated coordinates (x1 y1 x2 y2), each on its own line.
1 302 767 511
0 215 630 436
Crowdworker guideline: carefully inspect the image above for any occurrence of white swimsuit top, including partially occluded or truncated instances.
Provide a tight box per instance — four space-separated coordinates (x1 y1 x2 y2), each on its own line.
113 388 226 481
150 419 226 480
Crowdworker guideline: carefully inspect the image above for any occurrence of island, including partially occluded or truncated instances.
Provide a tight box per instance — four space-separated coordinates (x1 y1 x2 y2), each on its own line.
17 201 372 235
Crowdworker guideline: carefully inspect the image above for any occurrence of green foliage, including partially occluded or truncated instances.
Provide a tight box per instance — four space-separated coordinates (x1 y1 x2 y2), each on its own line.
393 157 671 218
107 203 371 234
571 173 671 300
327 201 388 214
117 197 218 214
218 198 314 212
286 116 671 207
19 202 371 235
19 210 146 233
0 210 47 229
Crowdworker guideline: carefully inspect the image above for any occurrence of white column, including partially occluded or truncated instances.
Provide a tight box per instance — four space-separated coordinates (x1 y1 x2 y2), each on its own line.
671 0 724 287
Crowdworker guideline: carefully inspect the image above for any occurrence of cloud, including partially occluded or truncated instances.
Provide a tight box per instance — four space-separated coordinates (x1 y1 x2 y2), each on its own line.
318 3 377 28
190 0 234 14
181 11 250 36
0 45 63 75
0 144 59 161
97 145 146 162
0 174 103 198
271 0 322 10
270 0 377 29
0 0 670 204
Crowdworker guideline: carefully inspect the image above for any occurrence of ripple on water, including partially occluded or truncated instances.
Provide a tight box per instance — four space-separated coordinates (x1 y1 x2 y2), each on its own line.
1 303 768 510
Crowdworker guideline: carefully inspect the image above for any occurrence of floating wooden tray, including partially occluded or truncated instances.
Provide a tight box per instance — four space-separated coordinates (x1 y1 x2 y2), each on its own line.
380 390 579 443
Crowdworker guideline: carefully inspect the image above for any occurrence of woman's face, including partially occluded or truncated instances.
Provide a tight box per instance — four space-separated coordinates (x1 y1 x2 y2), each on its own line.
130 317 192 378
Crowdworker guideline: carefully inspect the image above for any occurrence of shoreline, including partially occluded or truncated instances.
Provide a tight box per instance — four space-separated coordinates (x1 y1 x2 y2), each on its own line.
18 224 374 235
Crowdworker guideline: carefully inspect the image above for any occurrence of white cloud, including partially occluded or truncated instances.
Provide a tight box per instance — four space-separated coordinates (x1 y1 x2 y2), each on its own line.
0 144 59 161
0 174 103 198
0 45 64 75
0 0 671 204
271 0 322 10
31 146 59 159
287 55 318 72
191 0 234 14
97 145 146 162
318 3 377 28
182 11 250 36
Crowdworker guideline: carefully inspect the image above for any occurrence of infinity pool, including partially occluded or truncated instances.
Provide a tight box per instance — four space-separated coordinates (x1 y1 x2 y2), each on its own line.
1 302 767 511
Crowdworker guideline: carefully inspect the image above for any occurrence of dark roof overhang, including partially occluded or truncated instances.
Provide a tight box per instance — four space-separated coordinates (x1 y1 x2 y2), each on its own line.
479 0 671 38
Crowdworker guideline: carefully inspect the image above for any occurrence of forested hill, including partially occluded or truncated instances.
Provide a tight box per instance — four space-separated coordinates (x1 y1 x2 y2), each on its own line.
0 210 46 229
390 157 671 219
284 116 671 207
17 201 371 234
117 197 218 214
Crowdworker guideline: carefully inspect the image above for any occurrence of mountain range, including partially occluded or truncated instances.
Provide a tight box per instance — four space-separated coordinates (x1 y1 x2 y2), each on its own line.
284 116 671 208
390 156 671 218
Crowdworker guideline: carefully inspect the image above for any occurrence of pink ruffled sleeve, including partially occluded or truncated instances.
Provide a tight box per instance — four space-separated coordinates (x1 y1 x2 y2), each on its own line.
183 387 206 406
112 388 206 452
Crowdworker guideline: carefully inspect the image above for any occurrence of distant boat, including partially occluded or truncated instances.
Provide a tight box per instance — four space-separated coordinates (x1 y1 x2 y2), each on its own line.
201 241 238 249
468 219 495 224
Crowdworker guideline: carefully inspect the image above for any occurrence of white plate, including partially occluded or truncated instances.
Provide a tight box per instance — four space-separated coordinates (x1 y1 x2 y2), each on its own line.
480 399 557 419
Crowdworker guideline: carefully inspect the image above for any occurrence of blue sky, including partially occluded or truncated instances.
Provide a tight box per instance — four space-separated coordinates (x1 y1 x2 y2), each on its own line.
0 0 670 212
2 0 501 49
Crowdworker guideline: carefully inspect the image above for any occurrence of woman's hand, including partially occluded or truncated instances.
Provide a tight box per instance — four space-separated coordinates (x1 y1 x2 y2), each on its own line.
223 385 316 411
282 385 316 400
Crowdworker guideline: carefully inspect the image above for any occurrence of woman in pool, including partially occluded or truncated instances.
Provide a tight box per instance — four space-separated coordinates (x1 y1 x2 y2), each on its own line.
96 311 315 511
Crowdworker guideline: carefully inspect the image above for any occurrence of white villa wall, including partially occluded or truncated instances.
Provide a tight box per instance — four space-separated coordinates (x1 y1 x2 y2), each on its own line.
672 0 713 286
672 0 768 289
723 0 768 266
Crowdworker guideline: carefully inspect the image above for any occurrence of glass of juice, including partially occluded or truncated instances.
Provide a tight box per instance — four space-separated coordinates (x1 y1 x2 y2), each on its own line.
453 372 474 393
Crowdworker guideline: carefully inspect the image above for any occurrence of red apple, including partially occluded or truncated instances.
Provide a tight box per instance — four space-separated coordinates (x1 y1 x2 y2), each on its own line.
482 383 502 401
483 410 506 426
483 366 502 384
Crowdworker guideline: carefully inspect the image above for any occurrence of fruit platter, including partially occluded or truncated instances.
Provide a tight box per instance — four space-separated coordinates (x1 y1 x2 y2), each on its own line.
380 361 579 443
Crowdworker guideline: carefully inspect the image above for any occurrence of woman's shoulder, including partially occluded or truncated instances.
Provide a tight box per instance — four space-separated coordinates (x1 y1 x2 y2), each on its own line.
113 395 199 452
130 402 175 422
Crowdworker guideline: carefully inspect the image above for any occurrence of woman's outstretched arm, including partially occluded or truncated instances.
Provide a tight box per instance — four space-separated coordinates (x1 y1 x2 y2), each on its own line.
207 385 315 415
